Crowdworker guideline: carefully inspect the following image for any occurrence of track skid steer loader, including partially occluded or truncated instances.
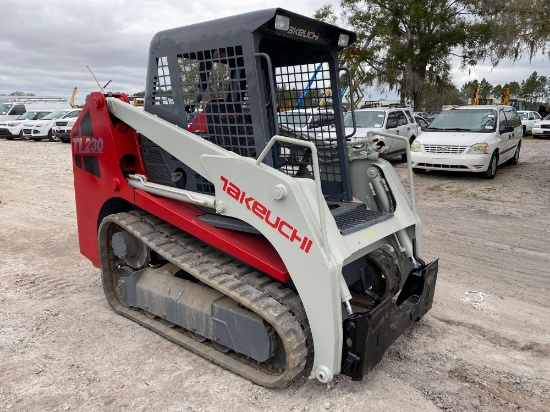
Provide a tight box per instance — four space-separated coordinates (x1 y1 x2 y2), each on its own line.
71 8 437 387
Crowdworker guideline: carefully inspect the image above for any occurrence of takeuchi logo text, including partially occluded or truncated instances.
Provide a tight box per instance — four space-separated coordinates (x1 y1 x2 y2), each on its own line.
287 26 319 41
220 176 313 253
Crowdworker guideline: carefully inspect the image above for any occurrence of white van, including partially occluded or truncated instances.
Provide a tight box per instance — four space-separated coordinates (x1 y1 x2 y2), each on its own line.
0 103 27 122
410 105 523 179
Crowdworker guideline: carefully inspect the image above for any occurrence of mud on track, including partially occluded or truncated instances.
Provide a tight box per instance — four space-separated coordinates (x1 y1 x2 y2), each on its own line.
1 138 549 411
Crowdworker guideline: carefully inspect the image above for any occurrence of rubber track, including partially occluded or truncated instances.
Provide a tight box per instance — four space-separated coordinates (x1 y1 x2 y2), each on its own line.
98 210 310 388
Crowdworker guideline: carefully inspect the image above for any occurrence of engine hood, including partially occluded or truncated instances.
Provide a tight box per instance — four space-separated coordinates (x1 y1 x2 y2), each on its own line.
416 131 489 146
344 127 386 140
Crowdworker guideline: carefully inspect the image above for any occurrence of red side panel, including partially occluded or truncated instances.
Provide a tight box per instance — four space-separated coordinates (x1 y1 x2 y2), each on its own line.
71 92 290 283
135 193 289 281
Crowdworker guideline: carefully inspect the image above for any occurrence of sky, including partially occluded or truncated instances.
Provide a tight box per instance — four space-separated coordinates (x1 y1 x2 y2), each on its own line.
1 0 548 105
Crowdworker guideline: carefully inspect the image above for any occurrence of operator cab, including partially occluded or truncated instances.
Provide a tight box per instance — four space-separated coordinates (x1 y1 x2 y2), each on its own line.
142 8 356 201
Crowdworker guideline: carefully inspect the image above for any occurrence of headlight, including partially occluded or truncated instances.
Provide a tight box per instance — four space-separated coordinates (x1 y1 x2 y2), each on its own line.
68 121 75 127
468 143 489 154
533 123 541 128
7 122 19 127
411 140 422 152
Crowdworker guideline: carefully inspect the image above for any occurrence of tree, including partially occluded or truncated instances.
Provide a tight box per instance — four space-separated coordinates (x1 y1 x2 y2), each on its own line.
314 0 493 110
421 79 463 111
476 0 550 62
9 91 35 96
479 78 493 97
492 84 503 99
460 80 479 104
504 81 521 98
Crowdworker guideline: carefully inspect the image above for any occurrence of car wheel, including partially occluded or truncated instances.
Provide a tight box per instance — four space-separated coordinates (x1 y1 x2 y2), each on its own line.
19 130 24 139
412 168 426 174
48 130 58 142
482 152 498 179
522 125 526 135
507 141 521 165
6 136 14 140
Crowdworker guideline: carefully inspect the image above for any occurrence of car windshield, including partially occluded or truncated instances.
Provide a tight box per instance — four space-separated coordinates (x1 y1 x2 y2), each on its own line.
17 111 40 120
278 112 308 128
344 111 385 128
0 104 12 115
427 109 496 132
43 110 70 120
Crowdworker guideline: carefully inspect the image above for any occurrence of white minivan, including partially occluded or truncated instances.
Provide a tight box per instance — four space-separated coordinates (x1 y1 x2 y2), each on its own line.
410 105 523 179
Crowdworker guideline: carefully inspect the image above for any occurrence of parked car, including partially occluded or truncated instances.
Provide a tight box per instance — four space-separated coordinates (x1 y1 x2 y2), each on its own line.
344 107 419 160
414 115 429 132
410 105 523 179
277 108 336 132
0 102 26 122
413 111 429 119
426 112 440 124
52 109 82 143
22 109 81 141
276 108 337 165
517 110 542 135
0 110 53 139
531 114 550 138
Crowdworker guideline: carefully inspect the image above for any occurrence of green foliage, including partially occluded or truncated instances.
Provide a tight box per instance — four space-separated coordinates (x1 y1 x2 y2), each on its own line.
475 0 550 61
315 0 493 110
462 72 550 105
479 78 493 98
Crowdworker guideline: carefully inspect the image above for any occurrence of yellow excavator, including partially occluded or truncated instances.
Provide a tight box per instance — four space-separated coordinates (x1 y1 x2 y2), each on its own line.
69 87 84 108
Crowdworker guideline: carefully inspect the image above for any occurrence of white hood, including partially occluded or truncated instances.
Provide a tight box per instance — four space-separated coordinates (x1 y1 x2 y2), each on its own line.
344 127 385 140
417 131 488 146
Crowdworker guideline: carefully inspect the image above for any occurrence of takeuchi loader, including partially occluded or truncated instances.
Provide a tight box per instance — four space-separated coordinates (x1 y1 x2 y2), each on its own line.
71 9 438 387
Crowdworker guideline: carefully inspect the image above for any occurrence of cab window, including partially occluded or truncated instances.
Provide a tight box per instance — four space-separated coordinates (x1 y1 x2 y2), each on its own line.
12 105 26 116
499 110 507 128
396 111 408 126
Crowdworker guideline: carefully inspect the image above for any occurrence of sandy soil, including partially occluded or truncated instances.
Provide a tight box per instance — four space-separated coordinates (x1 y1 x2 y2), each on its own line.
1 137 549 412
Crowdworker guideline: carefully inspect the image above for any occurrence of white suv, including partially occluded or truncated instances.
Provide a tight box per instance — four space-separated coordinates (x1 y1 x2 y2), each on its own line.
53 109 82 143
22 109 81 141
344 107 419 160
0 110 52 139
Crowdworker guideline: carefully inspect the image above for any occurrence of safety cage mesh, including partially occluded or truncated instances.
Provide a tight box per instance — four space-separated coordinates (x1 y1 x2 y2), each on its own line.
274 63 342 184
152 56 174 105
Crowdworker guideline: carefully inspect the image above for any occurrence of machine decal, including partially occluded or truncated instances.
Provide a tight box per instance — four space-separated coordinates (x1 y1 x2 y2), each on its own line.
287 26 319 41
221 176 313 253
73 137 104 154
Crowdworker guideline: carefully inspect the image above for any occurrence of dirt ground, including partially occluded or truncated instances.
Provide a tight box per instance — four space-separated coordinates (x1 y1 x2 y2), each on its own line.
1 137 549 412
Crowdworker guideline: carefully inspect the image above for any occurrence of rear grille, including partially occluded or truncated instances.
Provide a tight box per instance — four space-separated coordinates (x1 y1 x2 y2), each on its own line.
423 145 467 154
417 163 469 169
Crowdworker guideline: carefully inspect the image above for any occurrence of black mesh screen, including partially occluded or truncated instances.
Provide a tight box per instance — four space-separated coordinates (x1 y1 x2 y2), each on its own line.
176 47 254 193
152 56 174 106
274 63 342 184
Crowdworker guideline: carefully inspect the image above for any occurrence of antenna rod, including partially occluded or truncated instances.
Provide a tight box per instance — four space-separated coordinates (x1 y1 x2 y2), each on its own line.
86 66 105 93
